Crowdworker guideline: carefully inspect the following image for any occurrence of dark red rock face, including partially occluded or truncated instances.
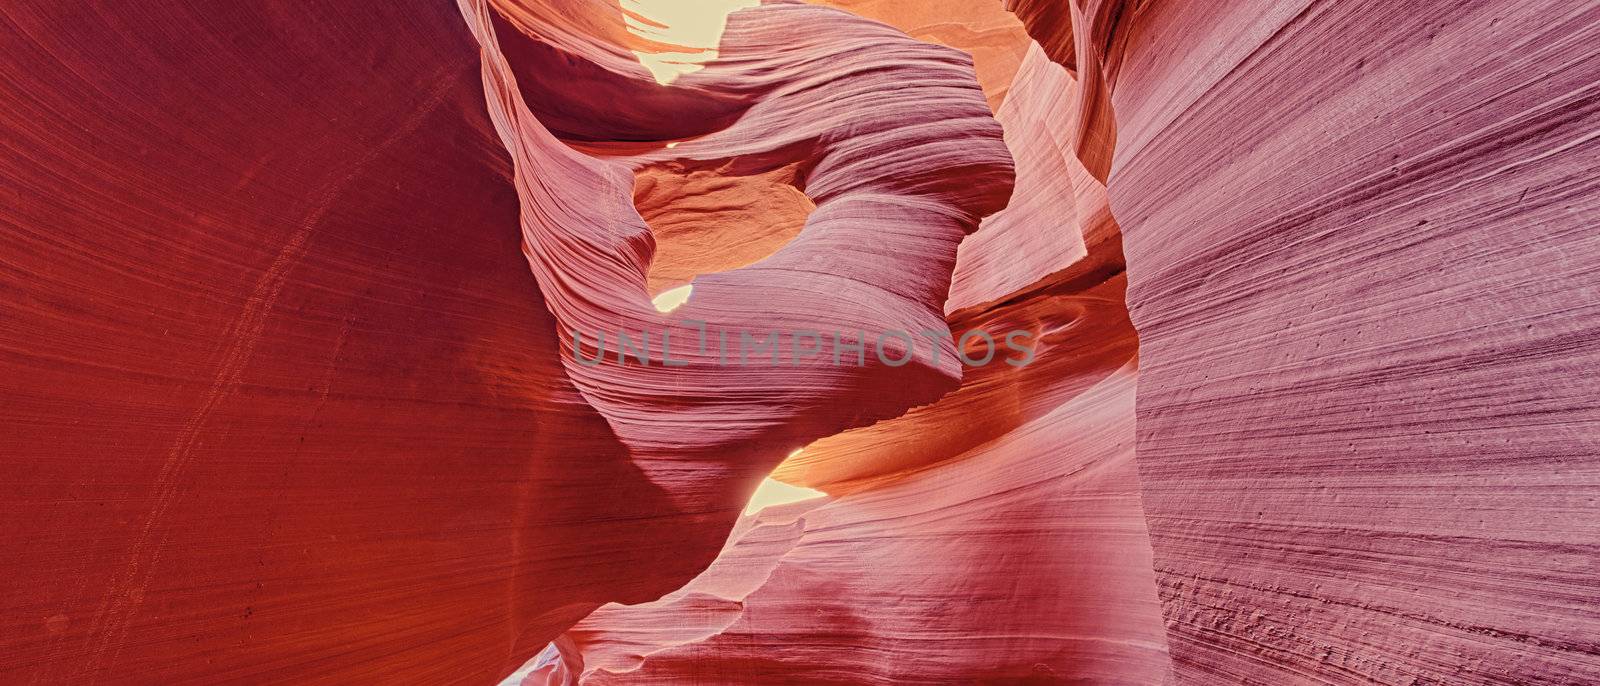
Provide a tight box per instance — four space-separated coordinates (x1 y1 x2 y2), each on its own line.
2 0 1596 684
0 2 665 682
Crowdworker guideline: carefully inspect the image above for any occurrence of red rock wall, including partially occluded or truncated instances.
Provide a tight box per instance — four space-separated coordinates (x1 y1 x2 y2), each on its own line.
0 2 642 682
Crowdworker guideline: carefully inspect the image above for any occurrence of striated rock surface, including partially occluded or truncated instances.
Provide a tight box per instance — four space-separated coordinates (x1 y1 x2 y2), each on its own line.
549 363 1171 684
544 270 1173 683
461 0 1016 610
526 2 1169 682
5 0 1023 681
536 0 1600 683
814 0 1032 110
0 2 661 682
1002 0 1600 683
947 41 1123 314
4 0 1597 683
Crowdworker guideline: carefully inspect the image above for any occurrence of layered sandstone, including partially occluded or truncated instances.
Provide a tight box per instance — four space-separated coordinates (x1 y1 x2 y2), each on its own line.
2 0 1596 684
1007 0 1600 683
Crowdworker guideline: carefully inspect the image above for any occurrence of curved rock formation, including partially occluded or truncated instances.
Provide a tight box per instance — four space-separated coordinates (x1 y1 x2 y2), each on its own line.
2 0 1596 684
5 0 1021 681
460 0 1016 602
1004 0 1600 683
530 0 1600 683
549 276 1168 684
0 2 642 682
527 2 1167 682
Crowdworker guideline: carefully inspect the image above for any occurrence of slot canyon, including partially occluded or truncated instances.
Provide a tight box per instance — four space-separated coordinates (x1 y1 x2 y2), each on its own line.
1 0 1596 684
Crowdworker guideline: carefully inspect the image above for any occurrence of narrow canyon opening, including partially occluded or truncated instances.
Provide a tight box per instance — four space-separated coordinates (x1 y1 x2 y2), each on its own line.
493 0 1154 681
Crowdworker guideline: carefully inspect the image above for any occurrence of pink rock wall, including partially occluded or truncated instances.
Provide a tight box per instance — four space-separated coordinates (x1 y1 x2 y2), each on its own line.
556 363 1169 684
543 269 1171 683
1097 0 1600 683
524 2 1169 681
